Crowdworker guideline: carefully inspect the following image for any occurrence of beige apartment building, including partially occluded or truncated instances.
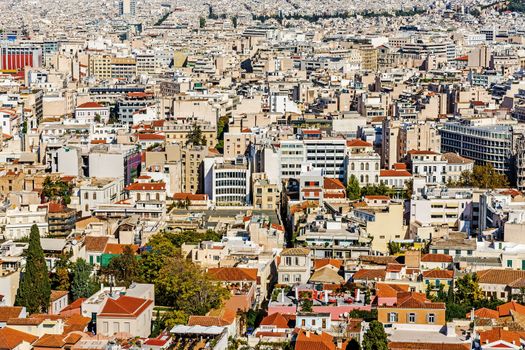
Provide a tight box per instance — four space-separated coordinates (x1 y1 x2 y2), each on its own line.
160 120 216 148
252 173 279 210
224 132 254 160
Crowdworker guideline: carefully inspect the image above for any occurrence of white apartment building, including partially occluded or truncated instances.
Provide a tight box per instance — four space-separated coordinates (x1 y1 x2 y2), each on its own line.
75 102 110 124
346 139 380 185
410 186 474 234
3 204 48 240
205 156 251 206
78 177 125 217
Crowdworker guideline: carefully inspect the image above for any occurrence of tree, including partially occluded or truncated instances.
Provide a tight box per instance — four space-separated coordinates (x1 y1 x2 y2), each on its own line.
104 245 140 287
71 258 99 300
42 177 73 204
231 16 238 28
52 254 71 291
301 299 313 312
15 224 51 313
387 241 401 255
347 175 361 200
455 273 483 305
199 16 206 28
404 178 414 199
362 320 388 350
154 256 229 316
456 164 508 189
139 234 179 283
186 123 206 146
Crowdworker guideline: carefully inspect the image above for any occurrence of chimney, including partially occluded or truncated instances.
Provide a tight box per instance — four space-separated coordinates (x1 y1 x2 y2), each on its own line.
336 338 342 349
324 290 328 304
305 330 310 338
281 288 285 303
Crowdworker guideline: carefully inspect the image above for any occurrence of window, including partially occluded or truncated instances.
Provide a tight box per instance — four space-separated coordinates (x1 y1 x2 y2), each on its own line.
312 319 316 326
283 274 289 282
294 274 301 282
285 257 292 266
408 313 416 323
389 313 398 322
322 319 326 328
508 260 513 268
302 319 306 327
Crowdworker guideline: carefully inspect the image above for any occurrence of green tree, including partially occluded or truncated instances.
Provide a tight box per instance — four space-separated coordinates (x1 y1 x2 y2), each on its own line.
52 254 71 291
199 16 206 28
104 245 140 287
231 16 238 28
457 164 509 189
15 224 51 313
404 178 414 199
347 175 361 200
42 177 73 204
71 258 99 300
186 123 206 146
362 320 388 350
301 299 313 312
455 273 483 305
154 256 229 315
139 234 179 283
387 241 401 255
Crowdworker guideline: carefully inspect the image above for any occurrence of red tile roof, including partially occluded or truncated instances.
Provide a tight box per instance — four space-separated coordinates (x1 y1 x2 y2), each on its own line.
103 243 138 255
352 269 386 281
50 290 68 302
466 307 499 319
314 259 343 270
422 270 453 279
77 102 104 109
479 327 521 345
346 139 372 147
323 178 345 190
172 193 208 201
421 254 453 263
126 182 166 191
137 133 165 141
83 236 109 252
295 329 346 350
497 301 525 317
207 267 257 281
0 327 37 350
380 170 412 177
0 307 24 322
99 296 153 318
260 313 295 328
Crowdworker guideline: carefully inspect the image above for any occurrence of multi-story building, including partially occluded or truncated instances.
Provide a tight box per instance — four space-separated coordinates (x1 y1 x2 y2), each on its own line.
205 156 251 206
277 247 312 285
78 177 125 217
252 173 279 210
346 139 381 185
440 119 514 176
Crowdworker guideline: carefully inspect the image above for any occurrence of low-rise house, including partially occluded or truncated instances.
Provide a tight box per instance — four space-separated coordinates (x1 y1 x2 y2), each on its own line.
420 254 453 270
49 291 68 315
478 328 523 350
0 327 37 350
378 292 446 330
96 295 154 338
208 267 258 312
0 306 25 327
422 270 454 293
277 248 312 285
477 269 525 300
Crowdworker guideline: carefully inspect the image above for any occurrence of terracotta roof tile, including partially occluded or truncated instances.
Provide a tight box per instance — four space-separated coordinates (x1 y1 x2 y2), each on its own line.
0 307 24 322
422 270 453 279
0 327 37 350
83 236 109 252
421 254 453 263
99 296 152 318
207 267 258 281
